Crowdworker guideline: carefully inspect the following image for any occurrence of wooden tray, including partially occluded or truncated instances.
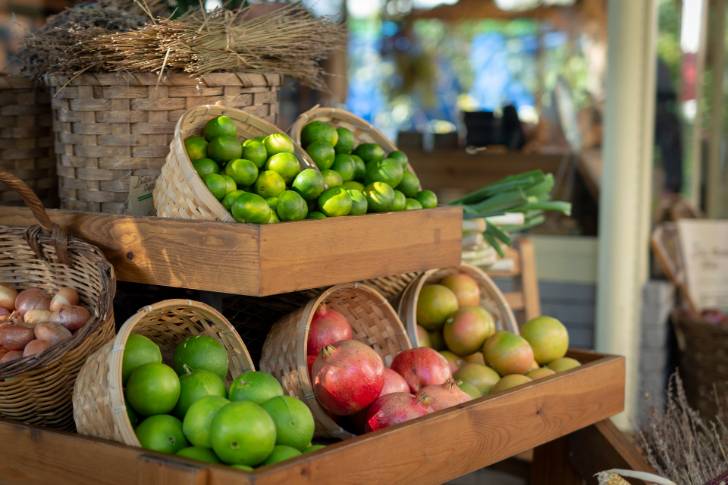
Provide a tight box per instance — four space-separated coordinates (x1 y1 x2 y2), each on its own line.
0 206 461 296
0 350 623 485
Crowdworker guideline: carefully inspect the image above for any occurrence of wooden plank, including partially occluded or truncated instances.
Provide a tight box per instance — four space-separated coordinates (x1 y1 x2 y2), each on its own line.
0 206 461 296
519 238 542 320
504 292 525 310
531 436 582 485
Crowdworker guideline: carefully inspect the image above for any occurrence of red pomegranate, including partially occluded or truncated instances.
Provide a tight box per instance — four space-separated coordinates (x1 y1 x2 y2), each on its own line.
307 305 353 357
390 347 452 392
380 368 410 396
364 392 432 432
312 340 384 416
417 379 472 411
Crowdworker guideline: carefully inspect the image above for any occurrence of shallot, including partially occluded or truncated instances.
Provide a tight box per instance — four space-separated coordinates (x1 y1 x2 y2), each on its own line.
15 288 50 317
0 285 17 310
34 322 72 345
23 339 50 357
0 325 34 350
0 350 22 364
24 309 52 326
50 287 79 312
50 305 90 331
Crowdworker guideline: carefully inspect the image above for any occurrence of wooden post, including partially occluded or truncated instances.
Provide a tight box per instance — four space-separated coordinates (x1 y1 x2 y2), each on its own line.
596 0 657 430
706 0 726 217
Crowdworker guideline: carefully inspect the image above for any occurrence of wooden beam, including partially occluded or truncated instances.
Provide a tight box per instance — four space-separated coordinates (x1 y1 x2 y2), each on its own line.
706 0 726 217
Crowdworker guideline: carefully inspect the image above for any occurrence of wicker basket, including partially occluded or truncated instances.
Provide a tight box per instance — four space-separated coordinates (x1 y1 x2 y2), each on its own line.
0 169 115 429
154 104 316 222
73 299 255 446
0 74 56 207
259 283 412 439
45 72 281 214
398 263 519 346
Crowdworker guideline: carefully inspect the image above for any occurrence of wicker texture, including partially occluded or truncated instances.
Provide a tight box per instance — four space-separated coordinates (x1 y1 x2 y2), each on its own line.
73 299 255 446
154 104 315 222
0 169 115 429
0 75 56 207
45 72 281 214
398 263 519 346
259 283 412 439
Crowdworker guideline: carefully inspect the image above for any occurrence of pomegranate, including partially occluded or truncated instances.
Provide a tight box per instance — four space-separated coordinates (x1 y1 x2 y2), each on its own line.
307 305 353 357
312 340 384 416
390 347 452 392
364 392 432 432
380 368 410 396
417 380 472 411
307 354 316 375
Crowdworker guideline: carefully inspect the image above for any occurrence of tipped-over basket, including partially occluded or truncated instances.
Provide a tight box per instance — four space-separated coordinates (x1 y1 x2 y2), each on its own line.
0 169 115 429
398 263 519 346
259 283 412 439
154 104 316 222
73 299 255 446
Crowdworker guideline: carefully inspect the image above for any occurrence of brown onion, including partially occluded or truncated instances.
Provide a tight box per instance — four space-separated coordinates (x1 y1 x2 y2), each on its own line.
0 308 10 322
50 287 80 312
15 288 51 317
0 325 34 351
34 322 72 345
0 285 17 310
0 350 22 364
22 339 51 357
24 309 53 326
50 305 91 331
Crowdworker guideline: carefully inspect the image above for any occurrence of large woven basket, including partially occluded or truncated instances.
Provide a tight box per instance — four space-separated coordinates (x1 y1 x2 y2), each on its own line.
398 263 519 346
0 74 56 207
73 299 254 446
154 104 316 222
0 169 115 429
259 283 412 439
45 72 281 214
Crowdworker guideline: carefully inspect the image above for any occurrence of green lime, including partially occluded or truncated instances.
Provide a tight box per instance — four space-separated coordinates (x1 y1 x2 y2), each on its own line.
266 197 279 210
136 415 188 454
225 159 258 186
210 401 276 466
183 395 229 448
267 211 280 224
306 141 335 170
416 190 438 209
263 133 295 156
241 139 268 168
354 143 386 164
231 192 272 224
292 168 325 200
173 335 229 379
223 190 245 211
174 369 226 418
318 187 352 217
207 136 242 163
276 190 308 222
388 150 409 169
192 158 220 177
303 444 326 453
127 402 139 427
364 182 395 213
204 116 237 140
261 445 301 466
331 154 356 182
308 211 327 220
334 127 355 154
398 172 421 197
261 396 314 451
185 136 208 161
350 154 366 181
126 363 180 416
391 190 406 211
177 446 220 464
254 170 286 198
266 152 301 183
229 371 283 404
342 180 364 191
301 121 338 147
122 334 162 383
223 175 237 195
347 189 368 215
204 173 228 200
365 158 404 187
405 198 423 210
232 465 254 472
321 169 343 189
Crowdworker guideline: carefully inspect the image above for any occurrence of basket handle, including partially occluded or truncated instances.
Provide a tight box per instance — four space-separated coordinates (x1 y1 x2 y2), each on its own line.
0 169 71 265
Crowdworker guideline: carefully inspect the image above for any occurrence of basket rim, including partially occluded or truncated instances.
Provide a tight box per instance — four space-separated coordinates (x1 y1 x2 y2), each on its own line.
43 72 283 87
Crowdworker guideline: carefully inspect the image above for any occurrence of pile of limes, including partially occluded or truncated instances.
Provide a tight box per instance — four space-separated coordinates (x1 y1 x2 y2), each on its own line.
123 333 323 470
183 115 439 223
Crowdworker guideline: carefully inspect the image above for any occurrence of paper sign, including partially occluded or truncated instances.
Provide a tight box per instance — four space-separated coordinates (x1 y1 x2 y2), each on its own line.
127 175 156 216
676 219 728 312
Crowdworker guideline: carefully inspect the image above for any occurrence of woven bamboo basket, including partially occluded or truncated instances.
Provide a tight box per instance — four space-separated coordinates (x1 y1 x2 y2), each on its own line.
259 283 412 439
45 72 281 214
154 104 316 222
398 263 519 346
73 299 254 446
0 74 56 207
0 169 115 429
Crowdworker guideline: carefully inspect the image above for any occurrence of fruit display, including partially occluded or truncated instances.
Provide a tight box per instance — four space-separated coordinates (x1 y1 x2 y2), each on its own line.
122 333 323 469
0 285 91 364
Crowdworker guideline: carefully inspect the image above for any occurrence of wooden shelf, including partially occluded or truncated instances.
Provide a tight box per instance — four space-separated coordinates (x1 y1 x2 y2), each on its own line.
0 207 462 296
0 350 623 485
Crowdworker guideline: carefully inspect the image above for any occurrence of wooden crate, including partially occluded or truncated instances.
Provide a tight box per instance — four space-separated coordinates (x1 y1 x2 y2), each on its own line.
0 206 462 296
0 350 623 485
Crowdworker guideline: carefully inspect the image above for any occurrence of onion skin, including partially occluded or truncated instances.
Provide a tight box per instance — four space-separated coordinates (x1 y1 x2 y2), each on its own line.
0 308 10 322
50 287 80 312
0 350 22 364
0 325 34 351
50 305 91 331
34 323 72 345
15 288 51 317
0 285 17 310
24 309 53 326
23 339 51 357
